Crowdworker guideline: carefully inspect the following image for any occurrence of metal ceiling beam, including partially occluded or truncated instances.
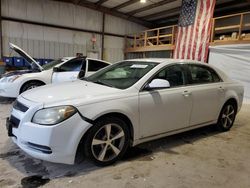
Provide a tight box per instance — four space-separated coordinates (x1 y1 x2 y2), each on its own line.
214 3 250 17
141 7 180 20
127 0 177 16
77 1 153 27
0 0 3 59
151 0 242 25
215 0 249 9
152 14 179 25
72 0 82 4
154 0 250 26
111 0 138 10
2 16 127 38
95 0 109 6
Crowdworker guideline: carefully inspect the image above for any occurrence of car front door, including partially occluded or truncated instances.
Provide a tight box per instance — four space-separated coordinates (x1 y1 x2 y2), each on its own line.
86 59 109 77
139 64 193 138
52 58 85 84
185 64 224 126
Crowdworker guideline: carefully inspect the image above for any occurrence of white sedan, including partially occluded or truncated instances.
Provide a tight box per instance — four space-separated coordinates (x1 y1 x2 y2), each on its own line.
6 59 244 166
0 43 110 98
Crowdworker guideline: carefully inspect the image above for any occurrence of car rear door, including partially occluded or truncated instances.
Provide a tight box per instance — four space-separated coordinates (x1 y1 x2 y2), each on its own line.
139 64 193 138
185 64 225 126
52 58 85 83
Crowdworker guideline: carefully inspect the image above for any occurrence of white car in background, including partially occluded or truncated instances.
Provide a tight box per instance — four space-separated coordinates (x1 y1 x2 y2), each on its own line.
6 59 244 166
0 43 110 98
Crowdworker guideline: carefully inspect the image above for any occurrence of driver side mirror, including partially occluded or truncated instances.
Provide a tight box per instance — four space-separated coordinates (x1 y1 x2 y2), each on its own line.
78 70 86 79
145 79 170 90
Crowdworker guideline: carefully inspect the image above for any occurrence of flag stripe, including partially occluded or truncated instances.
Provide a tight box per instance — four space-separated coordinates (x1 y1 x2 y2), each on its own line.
204 0 216 62
184 26 192 59
174 0 215 62
194 0 204 60
200 0 212 62
190 0 201 60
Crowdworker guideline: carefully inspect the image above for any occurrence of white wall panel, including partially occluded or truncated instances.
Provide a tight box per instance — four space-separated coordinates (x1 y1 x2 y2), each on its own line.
1 0 147 61
26 0 44 22
104 36 124 63
4 0 27 20
27 24 44 40
59 2 75 28
43 0 60 25
105 15 147 35
2 0 103 32
2 20 102 59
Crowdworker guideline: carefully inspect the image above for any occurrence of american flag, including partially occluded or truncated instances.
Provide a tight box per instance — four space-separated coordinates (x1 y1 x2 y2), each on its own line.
174 0 216 62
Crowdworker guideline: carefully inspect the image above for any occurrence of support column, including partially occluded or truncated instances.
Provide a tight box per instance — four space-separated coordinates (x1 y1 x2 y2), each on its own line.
0 0 3 60
101 13 105 60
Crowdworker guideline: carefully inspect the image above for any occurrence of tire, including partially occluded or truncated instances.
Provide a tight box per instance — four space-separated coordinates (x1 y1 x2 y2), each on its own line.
20 81 44 93
84 117 130 166
216 102 237 131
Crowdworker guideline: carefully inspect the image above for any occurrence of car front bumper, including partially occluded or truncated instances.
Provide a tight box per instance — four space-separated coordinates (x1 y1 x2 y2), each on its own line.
0 82 19 98
7 96 92 164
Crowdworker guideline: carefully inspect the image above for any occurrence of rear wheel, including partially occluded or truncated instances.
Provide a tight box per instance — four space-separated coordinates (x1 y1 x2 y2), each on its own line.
84 117 130 166
20 81 44 93
217 102 237 131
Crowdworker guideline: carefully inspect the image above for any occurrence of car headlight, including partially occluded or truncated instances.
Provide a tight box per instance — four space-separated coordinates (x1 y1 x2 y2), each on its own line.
32 106 77 125
1 75 22 83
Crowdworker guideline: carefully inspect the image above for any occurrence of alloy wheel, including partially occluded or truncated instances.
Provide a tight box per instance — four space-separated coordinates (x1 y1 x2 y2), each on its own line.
221 104 235 129
91 123 125 162
26 85 38 90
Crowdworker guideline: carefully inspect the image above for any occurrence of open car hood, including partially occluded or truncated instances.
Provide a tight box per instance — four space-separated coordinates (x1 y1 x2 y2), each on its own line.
9 43 44 71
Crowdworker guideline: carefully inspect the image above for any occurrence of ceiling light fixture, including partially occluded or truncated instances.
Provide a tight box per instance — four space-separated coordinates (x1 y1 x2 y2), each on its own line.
140 0 146 3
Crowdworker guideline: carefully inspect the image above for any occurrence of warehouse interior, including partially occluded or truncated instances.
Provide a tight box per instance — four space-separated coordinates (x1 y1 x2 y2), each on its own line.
0 0 250 187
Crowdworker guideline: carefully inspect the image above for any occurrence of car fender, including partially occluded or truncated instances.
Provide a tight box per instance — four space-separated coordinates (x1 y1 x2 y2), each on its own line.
17 70 52 93
222 83 244 113
76 97 140 141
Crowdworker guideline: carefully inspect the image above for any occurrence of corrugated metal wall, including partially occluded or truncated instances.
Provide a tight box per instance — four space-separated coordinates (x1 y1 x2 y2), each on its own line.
1 0 146 63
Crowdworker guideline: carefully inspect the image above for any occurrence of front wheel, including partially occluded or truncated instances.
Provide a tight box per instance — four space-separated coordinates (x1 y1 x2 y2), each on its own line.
217 102 237 131
84 117 130 166
20 81 44 93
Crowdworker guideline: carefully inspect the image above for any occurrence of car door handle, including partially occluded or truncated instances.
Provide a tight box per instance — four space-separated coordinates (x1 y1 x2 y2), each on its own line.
182 91 192 97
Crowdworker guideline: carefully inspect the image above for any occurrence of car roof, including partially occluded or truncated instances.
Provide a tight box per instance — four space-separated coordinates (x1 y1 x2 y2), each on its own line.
61 57 111 64
86 58 111 64
124 58 202 64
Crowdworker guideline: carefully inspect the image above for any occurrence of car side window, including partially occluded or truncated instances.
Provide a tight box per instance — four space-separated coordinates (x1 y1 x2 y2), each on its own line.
152 65 185 87
59 59 83 72
88 60 109 72
188 65 221 84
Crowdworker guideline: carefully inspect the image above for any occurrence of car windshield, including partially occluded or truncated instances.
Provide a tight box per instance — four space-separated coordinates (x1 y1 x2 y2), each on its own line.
42 59 64 70
84 61 158 89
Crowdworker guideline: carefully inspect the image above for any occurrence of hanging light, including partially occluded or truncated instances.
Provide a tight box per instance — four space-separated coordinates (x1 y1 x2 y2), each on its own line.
140 0 146 3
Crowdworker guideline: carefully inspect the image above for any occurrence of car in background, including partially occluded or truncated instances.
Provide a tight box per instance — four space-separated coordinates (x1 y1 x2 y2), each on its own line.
0 43 110 98
6 59 244 166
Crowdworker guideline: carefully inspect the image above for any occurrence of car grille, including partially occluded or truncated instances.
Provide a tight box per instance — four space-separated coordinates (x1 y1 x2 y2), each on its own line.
10 115 20 128
13 100 29 112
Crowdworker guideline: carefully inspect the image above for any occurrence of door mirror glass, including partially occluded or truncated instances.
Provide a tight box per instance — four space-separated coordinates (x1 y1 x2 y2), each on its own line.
146 79 170 90
78 70 86 79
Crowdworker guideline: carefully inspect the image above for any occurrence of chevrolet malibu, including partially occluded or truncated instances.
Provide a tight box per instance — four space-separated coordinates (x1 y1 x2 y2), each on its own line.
6 59 244 166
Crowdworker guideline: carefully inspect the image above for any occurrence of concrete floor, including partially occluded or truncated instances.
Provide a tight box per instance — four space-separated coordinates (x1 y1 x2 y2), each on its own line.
0 97 250 188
